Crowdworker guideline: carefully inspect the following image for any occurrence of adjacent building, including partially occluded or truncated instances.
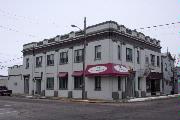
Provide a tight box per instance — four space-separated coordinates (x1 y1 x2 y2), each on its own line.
0 75 8 87
9 21 163 100
161 52 175 95
175 67 180 94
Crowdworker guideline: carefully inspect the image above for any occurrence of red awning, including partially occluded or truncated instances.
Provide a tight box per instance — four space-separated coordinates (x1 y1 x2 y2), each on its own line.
58 72 68 77
72 71 83 77
85 63 130 77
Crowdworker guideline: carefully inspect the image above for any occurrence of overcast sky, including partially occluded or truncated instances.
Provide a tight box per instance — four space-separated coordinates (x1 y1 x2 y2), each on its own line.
0 0 179 75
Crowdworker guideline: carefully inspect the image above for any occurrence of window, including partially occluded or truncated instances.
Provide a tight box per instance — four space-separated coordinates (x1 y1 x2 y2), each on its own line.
47 54 54 66
74 49 84 63
74 76 83 89
137 50 140 64
150 54 155 66
157 56 160 67
95 76 101 90
46 77 54 90
126 48 133 62
118 45 121 60
25 58 29 69
165 63 167 71
145 56 149 64
59 77 68 89
36 56 42 67
138 77 141 90
155 80 160 91
118 77 122 90
60 52 68 64
95 45 101 60
146 80 151 92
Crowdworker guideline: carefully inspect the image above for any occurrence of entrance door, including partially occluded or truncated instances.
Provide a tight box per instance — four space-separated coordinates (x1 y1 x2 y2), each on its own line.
24 77 29 94
151 80 156 95
36 79 41 95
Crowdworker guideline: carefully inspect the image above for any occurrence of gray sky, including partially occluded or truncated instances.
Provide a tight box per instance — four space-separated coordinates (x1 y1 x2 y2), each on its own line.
0 0 180 75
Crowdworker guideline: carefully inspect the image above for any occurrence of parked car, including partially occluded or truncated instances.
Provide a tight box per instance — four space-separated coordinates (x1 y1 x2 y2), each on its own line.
0 86 12 96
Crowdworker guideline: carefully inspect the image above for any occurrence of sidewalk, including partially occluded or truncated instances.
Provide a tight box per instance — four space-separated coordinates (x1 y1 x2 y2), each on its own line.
11 93 180 103
127 94 180 102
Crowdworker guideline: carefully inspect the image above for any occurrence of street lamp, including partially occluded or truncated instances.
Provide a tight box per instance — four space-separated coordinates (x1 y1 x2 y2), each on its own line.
71 17 87 100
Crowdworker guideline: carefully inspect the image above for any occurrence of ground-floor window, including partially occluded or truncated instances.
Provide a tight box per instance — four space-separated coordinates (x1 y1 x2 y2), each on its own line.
118 77 122 91
95 76 101 90
59 77 68 89
74 76 83 89
146 80 151 92
155 80 160 91
46 77 54 90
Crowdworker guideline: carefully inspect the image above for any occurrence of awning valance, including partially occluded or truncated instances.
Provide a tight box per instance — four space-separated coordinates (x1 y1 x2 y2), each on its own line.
72 71 83 77
58 72 68 77
85 63 130 77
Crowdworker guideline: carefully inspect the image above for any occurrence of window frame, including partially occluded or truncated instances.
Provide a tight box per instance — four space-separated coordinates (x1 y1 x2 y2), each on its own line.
74 76 83 90
74 49 84 63
25 58 29 69
157 56 160 67
95 45 101 60
59 77 68 90
150 54 155 66
47 54 54 66
36 56 42 68
95 76 101 91
59 52 68 64
46 77 54 90
118 77 122 91
126 48 133 62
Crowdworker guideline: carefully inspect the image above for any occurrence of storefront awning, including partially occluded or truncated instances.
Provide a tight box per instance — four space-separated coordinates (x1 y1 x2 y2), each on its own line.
58 72 68 77
72 71 83 77
85 63 130 77
146 72 162 80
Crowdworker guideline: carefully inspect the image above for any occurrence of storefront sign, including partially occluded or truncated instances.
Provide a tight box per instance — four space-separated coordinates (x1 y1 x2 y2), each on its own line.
88 66 107 73
114 65 128 73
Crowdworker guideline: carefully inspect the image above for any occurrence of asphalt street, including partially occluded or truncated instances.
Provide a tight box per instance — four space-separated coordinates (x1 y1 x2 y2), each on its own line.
0 96 179 120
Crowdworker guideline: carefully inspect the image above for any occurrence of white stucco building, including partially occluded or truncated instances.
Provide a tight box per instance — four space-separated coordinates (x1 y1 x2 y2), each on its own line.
9 21 163 100
161 52 175 95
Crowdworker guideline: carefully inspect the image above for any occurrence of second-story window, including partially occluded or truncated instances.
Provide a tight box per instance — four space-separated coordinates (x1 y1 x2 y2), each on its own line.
25 58 29 69
150 54 155 66
47 54 54 66
74 49 84 63
126 48 133 62
145 56 149 64
36 56 42 67
60 52 68 64
137 50 140 64
157 56 160 67
118 45 121 60
95 45 101 60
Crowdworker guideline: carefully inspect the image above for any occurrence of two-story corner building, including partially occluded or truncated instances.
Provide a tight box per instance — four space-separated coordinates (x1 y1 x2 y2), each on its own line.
20 21 162 100
161 52 175 95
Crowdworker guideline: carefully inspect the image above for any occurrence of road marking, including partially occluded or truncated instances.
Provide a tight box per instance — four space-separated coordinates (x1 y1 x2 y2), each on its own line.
0 110 17 115
4 105 11 107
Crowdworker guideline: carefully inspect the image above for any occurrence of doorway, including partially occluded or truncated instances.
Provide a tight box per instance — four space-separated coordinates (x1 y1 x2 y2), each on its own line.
24 76 29 94
36 79 41 95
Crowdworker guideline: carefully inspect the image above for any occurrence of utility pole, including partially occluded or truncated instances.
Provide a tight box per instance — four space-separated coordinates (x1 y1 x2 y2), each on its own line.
82 17 86 99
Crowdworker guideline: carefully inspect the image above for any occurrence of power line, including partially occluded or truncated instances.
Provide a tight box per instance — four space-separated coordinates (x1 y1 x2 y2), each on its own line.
136 21 180 30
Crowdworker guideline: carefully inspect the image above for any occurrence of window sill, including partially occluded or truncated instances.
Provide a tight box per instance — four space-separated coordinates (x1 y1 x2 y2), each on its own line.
95 88 101 91
94 58 101 61
46 89 54 90
59 88 68 90
47 65 54 67
74 88 82 90
59 63 68 65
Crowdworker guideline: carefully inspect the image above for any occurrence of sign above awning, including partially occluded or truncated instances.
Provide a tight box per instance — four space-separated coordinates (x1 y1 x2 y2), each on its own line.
72 71 83 77
58 72 68 78
85 63 130 77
